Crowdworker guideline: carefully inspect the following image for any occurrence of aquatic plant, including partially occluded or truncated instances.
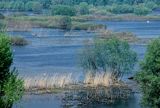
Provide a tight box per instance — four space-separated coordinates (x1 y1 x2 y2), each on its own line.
10 36 28 46
24 73 80 91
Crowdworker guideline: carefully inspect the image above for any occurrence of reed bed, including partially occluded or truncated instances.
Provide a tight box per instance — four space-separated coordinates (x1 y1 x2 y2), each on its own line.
24 73 80 90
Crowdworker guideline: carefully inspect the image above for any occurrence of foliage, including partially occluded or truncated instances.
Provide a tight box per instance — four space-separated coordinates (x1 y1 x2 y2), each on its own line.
78 2 89 15
135 38 160 108
0 0 159 13
51 5 76 16
56 16 72 29
0 34 24 108
25 1 42 13
134 5 151 15
111 4 134 14
0 70 24 108
80 38 137 80
0 20 6 32
145 1 158 10
0 34 12 85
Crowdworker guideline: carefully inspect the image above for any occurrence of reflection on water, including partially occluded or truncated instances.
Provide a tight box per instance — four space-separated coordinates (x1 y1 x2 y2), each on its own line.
13 93 141 108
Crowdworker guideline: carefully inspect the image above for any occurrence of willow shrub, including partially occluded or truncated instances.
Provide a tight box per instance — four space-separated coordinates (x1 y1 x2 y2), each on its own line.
135 38 160 108
80 38 137 80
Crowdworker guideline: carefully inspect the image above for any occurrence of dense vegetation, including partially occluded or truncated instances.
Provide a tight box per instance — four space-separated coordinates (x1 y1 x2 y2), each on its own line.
0 33 24 108
80 38 137 80
0 0 159 15
135 38 160 108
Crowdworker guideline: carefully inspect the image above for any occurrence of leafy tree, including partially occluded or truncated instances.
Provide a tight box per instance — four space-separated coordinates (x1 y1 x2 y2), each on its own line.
111 4 134 14
51 5 76 16
25 1 42 13
145 1 157 10
134 5 151 15
0 33 24 108
78 2 89 15
135 38 160 108
80 38 137 80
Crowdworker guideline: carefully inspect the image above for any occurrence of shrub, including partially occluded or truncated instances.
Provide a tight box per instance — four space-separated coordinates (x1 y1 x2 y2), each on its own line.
0 34 12 85
0 70 24 108
145 1 158 10
111 4 134 14
25 1 42 13
78 2 89 15
0 33 24 108
59 16 72 29
134 5 151 15
135 38 160 108
10 36 28 46
80 38 137 80
51 5 76 16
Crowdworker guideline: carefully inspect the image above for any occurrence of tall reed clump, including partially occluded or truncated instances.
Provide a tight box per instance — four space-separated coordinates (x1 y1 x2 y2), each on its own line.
24 73 80 91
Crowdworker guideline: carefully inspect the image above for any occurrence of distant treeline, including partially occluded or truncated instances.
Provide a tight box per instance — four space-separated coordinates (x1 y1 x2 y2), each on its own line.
0 0 159 15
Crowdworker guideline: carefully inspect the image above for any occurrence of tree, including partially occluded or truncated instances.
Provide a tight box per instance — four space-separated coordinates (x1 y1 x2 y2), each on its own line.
80 38 137 80
111 4 134 14
25 1 42 13
134 5 151 15
51 5 76 16
135 38 160 108
78 2 89 15
0 33 24 108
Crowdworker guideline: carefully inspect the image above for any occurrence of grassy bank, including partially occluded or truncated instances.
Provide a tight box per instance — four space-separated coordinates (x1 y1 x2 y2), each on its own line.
73 14 160 21
4 13 160 32
5 15 106 31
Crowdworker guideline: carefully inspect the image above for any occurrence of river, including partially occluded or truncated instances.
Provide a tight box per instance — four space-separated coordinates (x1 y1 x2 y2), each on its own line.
11 20 160 108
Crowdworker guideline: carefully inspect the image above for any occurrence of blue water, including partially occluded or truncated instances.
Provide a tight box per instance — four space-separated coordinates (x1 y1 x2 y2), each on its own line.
93 20 160 38
11 20 160 108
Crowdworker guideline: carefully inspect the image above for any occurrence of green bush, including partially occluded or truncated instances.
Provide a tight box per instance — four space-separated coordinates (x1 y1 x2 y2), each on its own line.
145 1 158 10
51 5 76 16
0 34 12 85
78 2 89 15
111 4 134 14
135 38 160 108
57 16 72 29
134 5 151 15
0 33 24 108
80 38 137 80
25 1 42 13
